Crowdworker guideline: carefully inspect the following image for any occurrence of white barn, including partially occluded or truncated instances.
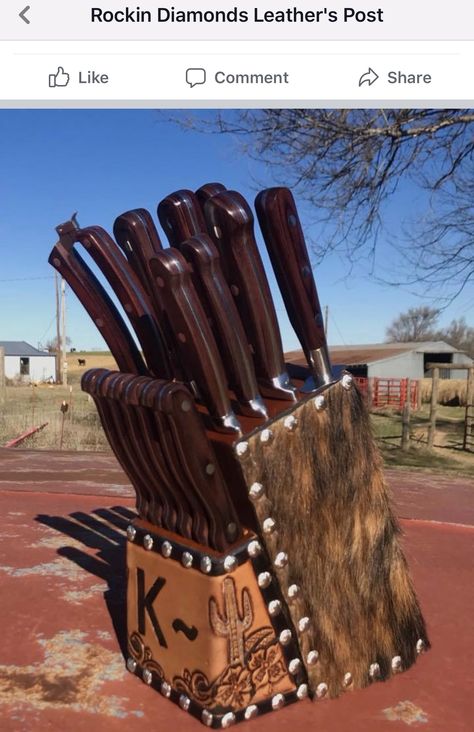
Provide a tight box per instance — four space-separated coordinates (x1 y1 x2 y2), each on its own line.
287 341 473 380
0 341 56 383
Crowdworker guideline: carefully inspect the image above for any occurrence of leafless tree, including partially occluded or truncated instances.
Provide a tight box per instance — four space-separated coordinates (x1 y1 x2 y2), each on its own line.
385 306 440 342
177 109 474 301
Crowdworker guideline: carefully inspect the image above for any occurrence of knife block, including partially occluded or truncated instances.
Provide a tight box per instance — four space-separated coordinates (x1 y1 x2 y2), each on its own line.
125 520 308 727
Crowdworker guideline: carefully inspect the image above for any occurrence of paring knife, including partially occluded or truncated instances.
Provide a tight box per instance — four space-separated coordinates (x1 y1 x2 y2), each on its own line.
149 248 241 435
50 222 147 376
69 224 173 380
255 187 332 388
204 191 297 401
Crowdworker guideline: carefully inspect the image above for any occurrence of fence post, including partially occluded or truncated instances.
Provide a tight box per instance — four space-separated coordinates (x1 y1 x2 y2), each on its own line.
427 368 439 449
0 347 5 405
401 378 411 451
464 367 474 451
367 378 374 410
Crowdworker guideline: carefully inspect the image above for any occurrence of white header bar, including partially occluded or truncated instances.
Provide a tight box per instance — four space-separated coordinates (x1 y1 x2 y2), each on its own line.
2 1 474 41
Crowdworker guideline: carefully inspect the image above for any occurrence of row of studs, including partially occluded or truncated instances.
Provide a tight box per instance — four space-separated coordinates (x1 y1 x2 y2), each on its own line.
126 524 260 576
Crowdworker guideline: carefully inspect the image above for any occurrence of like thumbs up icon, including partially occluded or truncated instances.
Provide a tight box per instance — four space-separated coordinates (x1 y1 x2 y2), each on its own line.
49 67 70 88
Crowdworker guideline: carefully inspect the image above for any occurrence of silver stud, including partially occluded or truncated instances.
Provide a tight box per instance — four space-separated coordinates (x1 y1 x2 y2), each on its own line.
314 394 326 410
272 693 285 710
274 551 288 568
260 428 273 444
126 524 136 542
179 694 191 711
289 658 302 674
284 415 298 431
268 599 282 616
307 650 319 665
279 629 292 645
160 681 171 698
126 657 137 673
316 682 328 698
369 662 380 678
201 710 213 727
343 672 353 687
244 704 258 720
298 616 310 633
296 683 308 699
392 655 402 672
161 541 172 558
248 540 262 558
181 552 193 568
416 639 425 654
223 555 237 573
205 462 215 476
258 571 271 588
143 534 153 550
263 517 276 534
235 441 249 458
200 556 212 574
221 712 236 728
143 668 152 685
249 482 264 500
341 374 353 390
287 584 300 600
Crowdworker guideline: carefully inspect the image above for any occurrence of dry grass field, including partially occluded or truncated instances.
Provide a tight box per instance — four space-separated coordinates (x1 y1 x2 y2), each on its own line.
0 352 117 451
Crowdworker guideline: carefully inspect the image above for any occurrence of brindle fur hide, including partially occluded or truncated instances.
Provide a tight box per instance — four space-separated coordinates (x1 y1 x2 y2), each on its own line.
239 380 429 698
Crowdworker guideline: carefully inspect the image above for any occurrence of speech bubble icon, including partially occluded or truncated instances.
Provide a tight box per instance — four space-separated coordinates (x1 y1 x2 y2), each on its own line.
186 68 206 88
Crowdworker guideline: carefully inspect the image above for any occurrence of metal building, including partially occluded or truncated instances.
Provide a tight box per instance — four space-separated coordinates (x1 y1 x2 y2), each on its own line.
0 341 56 383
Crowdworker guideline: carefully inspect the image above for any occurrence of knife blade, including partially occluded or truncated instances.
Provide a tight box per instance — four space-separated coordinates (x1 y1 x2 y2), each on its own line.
50 223 147 376
204 191 297 401
149 248 241 434
180 234 268 420
255 187 332 387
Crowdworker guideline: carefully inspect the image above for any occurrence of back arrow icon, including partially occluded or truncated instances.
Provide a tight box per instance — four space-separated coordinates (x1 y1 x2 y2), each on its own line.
19 6 31 24
358 68 379 87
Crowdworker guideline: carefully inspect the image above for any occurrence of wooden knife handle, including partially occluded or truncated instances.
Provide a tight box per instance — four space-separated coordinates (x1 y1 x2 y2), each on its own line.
180 234 267 418
74 225 173 380
158 189 207 247
50 234 147 375
113 209 163 295
255 188 331 381
204 191 295 398
149 249 241 434
195 182 227 208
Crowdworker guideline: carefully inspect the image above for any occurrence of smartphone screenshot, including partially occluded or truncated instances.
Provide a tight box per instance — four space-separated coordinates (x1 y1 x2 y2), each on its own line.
0 3 472 731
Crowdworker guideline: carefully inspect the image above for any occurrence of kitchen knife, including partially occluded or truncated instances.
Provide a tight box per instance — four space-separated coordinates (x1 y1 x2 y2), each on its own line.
71 224 173 380
195 182 227 208
50 223 147 376
255 187 332 387
180 234 268 420
204 191 297 400
149 248 241 434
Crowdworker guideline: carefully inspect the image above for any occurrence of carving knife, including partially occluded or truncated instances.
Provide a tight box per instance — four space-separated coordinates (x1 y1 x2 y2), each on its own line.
149 248 241 435
204 191 297 401
255 187 332 388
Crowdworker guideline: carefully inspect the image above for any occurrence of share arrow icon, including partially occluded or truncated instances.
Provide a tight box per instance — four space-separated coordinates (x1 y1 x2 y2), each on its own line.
358 68 379 87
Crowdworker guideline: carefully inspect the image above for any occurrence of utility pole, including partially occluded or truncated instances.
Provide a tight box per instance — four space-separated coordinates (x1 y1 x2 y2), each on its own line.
61 278 68 386
324 305 329 338
55 272 61 383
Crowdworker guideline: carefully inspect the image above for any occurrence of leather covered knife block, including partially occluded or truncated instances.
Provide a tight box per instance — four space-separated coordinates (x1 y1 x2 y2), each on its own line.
126 522 307 727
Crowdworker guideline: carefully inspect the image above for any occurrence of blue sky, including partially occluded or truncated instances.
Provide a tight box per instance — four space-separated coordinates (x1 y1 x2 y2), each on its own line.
0 109 471 352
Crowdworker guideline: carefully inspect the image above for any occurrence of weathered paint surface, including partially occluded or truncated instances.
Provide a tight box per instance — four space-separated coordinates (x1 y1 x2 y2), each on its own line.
0 449 472 731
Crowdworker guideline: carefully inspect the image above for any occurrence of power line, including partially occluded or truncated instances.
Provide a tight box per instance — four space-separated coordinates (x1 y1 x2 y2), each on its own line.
0 275 55 283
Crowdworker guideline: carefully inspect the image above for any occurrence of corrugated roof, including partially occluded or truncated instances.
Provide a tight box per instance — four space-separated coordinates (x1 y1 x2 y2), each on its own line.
0 341 51 357
286 341 460 367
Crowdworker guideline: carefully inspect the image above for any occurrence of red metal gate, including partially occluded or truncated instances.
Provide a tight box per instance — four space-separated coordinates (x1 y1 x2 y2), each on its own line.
355 377 418 410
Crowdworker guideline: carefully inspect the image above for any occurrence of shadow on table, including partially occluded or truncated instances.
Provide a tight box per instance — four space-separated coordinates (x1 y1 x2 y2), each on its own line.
35 505 137 657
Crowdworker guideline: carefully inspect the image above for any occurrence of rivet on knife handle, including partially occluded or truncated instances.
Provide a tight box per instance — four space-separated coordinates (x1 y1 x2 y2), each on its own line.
204 190 296 401
255 187 332 386
149 248 241 435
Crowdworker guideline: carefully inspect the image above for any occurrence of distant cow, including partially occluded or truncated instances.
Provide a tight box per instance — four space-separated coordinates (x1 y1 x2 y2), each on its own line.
78 358 86 367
